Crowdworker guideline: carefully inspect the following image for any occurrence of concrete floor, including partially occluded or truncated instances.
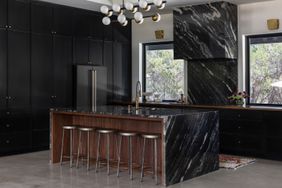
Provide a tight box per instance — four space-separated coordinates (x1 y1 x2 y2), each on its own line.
0 151 281 188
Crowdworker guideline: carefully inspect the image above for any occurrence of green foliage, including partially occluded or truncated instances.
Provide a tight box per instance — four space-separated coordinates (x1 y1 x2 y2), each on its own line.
146 49 185 100
250 42 282 104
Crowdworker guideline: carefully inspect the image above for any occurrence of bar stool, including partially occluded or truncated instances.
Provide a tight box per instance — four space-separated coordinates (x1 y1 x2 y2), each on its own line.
60 125 77 168
140 134 160 184
117 132 138 180
76 127 94 170
95 129 115 175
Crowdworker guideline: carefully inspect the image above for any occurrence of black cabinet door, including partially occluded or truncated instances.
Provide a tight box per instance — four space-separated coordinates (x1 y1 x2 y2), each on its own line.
90 14 103 39
31 1 53 34
53 35 73 108
0 29 7 107
73 37 89 64
113 41 131 101
53 5 73 36
8 31 30 109
103 25 113 41
31 33 53 108
89 39 103 65
73 10 91 37
103 41 113 102
8 0 30 32
0 0 7 29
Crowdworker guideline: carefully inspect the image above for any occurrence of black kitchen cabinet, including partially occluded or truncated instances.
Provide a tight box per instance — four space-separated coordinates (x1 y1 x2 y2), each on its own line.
0 0 7 28
89 39 103 65
90 13 103 39
73 10 91 37
0 131 31 154
0 29 7 107
103 25 113 41
103 41 113 102
31 33 53 108
8 31 30 108
53 35 73 108
53 5 73 36
113 41 131 101
8 0 30 32
74 37 89 64
31 1 53 34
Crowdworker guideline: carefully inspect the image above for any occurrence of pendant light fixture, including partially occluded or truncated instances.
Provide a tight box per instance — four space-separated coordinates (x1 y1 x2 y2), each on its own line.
99 0 167 26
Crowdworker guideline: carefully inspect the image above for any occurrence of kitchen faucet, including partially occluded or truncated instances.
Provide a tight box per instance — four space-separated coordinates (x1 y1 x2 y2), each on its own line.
135 81 142 109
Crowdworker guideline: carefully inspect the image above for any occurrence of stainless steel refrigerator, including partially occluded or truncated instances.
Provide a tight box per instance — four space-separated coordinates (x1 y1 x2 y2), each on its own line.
75 65 107 111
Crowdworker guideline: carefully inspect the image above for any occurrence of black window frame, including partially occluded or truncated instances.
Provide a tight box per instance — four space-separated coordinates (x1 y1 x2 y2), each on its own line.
246 32 282 106
142 41 173 92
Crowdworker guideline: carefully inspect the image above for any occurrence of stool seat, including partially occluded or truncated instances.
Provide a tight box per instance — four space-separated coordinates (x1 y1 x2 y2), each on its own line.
96 129 114 134
78 127 94 132
63 125 77 130
141 134 159 139
118 132 137 137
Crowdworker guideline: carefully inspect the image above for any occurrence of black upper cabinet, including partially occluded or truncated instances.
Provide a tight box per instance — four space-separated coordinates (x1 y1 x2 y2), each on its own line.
53 35 73 108
31 2 53 34
0 30 7 107
90 13 103 39
8 0 30 32
53 5 73 36
89 39 103 65
103 41 113 102
103 25 113 41
8 31 30 109
73 10 91 37
0 0 7 28
31 33 53 108
74 37 89 64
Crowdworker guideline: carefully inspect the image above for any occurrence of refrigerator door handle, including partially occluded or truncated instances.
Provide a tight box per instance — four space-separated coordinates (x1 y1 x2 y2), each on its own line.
91 70 97 112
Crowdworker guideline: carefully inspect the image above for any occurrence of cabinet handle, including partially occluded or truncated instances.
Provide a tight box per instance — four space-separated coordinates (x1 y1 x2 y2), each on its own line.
6 111 10 115
238 126 241 129
6 124 10 128
6 140 10 144
237 140 241 144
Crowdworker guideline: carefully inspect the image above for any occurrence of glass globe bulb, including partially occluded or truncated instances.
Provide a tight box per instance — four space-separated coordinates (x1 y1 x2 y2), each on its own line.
122 20 128 27
118 14 126 24
144 5 151 12
135 18 144 24
134 12 143 22
112 3 121 12
139 0 148 9
125 2 134 11
102 17 111 25
100 5 109 15
157 3 166 10
152 13 161 22
153 0 163 6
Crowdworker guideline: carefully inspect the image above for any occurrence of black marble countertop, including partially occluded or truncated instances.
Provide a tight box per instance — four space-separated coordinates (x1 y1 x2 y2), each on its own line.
51 105 216 119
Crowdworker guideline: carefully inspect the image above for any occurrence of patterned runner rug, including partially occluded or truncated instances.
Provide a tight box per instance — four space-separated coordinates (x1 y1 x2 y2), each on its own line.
219 154 256 169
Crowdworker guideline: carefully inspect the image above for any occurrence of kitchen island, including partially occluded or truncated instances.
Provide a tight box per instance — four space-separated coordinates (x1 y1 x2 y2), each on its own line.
50 106 219 186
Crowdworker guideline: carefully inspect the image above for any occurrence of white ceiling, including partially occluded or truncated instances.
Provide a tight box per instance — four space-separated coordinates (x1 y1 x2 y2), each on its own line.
40 0 275 12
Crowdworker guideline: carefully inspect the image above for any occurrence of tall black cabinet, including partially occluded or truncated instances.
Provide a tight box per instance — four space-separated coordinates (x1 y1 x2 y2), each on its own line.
0 0 132 154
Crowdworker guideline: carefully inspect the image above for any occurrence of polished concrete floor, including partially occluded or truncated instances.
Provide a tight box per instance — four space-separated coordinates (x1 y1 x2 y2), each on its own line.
0 151 281 188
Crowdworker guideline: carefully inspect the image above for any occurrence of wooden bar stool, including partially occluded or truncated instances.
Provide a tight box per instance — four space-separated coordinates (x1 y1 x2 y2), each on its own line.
140 134 160 184
60 125 77 168
116 132 138 180
76 127 94 170
95 129 115 175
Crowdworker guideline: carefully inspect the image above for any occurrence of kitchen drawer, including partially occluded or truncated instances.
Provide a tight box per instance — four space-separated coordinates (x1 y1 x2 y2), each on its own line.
0 116 31 133
263 112 282 138
220 134 263 154
0 132 31 154
220 119 264 136
220 110 263 121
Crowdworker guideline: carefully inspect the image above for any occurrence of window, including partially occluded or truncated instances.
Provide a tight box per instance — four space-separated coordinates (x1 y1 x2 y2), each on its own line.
143 42 185 101
247 33 282 105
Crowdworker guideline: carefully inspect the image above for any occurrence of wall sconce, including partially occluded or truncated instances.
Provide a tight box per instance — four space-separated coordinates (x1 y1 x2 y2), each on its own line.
155 30 164 39
267 19 279 30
